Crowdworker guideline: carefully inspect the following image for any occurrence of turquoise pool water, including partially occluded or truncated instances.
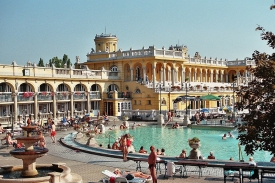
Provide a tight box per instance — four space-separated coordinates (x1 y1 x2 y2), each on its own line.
95 126 272 162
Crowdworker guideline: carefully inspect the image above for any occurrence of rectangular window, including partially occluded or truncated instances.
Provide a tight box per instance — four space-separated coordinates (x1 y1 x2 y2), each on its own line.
147 100 151 105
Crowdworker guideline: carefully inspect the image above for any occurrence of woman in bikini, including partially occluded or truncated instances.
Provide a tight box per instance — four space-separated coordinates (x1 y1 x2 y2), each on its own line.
50 121 56 143
113 168 151 179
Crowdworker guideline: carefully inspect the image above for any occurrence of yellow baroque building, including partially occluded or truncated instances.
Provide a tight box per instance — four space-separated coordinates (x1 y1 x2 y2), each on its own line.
0 33 254 127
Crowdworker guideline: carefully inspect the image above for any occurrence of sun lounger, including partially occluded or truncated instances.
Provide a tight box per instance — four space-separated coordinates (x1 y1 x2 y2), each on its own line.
101 170 147 183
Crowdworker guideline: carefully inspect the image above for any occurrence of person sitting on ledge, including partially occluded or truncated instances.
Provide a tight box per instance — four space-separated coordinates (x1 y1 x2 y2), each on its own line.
207 151 216 159
156 148 161 155
112 140 119 150
160 148 165 155
113 168 151 179
138 146 148 153
178 149 187 158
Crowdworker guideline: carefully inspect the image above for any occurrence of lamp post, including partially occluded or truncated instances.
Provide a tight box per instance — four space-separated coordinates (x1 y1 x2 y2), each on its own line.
158 83 164 125
11 112 14 138
183 81 191 126
159 83 163 115
232 81 236 121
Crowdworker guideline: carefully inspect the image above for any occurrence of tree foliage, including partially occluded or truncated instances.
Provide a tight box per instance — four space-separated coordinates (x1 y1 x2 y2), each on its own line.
236 26 275 155
37 58 44 67
49 54 72 68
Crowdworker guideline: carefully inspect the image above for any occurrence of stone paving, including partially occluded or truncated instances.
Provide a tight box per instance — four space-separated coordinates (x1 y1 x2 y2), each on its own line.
0 119 273 183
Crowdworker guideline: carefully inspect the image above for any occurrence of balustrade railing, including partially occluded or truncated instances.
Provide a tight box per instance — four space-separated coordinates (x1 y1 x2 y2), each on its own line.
0 94 13 102
90 92 101 99
17 95 34 101
56 95 71 100
73 94 86 100
37 95 53 101
117 92 132 99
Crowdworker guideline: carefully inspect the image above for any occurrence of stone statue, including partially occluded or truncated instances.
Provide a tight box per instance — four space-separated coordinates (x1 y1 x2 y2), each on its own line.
76 56 80 63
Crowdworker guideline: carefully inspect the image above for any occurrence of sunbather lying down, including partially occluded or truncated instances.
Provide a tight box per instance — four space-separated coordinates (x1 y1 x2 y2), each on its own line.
114 168 151 179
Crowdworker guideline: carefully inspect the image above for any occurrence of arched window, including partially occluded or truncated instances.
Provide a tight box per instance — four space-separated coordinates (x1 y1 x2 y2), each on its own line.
108 84 118 92
110 65 118 72
135 89 141 93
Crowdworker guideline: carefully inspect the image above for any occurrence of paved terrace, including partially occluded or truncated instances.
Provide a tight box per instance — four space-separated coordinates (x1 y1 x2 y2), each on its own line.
0 119 274 183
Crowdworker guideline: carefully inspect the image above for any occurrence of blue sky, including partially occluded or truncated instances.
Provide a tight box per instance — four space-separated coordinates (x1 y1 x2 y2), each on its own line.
1 0 275 66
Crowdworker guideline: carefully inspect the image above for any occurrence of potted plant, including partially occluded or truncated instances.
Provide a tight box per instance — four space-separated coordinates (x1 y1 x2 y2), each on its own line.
188 137 201 149
121 115 129 121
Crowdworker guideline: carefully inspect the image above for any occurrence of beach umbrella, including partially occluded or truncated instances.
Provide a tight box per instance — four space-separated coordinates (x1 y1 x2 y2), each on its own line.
200 94 220 101
200 108 209 113
223 106 228 110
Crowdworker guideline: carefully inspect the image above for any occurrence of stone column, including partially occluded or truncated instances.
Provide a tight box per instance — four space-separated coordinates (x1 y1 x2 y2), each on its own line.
188 68 191 82
163 67 166 87
182 67 185 83
194 68 197 82
70 94 74 118
143 67 146 84
210 69 216 83
200 68 202 82
174 68 178 83
14 95 18 122
153 66 156 87
245 70 248 84
87 91 91 113
130 68 133 81
161 68 165 86
226 73 229 83
221 70 224 83
34 94 38 121
53 93 57 120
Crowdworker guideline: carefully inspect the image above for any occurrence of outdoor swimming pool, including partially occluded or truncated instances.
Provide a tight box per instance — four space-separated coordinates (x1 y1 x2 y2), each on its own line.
95 126 272 162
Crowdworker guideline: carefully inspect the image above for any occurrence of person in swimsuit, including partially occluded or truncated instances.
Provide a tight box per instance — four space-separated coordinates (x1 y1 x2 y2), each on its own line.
113 168 151 179
119 134 129 161
148 145 157 183
38 131 46 148
178 149 187 158
50 121 56 143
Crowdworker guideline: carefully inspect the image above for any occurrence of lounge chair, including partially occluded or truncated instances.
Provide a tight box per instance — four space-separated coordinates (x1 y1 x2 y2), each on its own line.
101 170 147 183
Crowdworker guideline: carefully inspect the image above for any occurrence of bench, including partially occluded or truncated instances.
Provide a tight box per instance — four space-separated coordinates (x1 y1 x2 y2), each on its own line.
133 158 167 175
259 166 275 183
174 160 208 178
223 163 253 183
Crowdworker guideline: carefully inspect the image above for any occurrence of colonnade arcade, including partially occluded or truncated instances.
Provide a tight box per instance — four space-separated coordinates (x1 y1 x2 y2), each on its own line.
123 60 253 87
0 81 104 122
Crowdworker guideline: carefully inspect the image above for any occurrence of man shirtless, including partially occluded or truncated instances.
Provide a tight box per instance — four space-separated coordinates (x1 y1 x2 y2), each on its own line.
148 146 157 183
119 134 128 161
